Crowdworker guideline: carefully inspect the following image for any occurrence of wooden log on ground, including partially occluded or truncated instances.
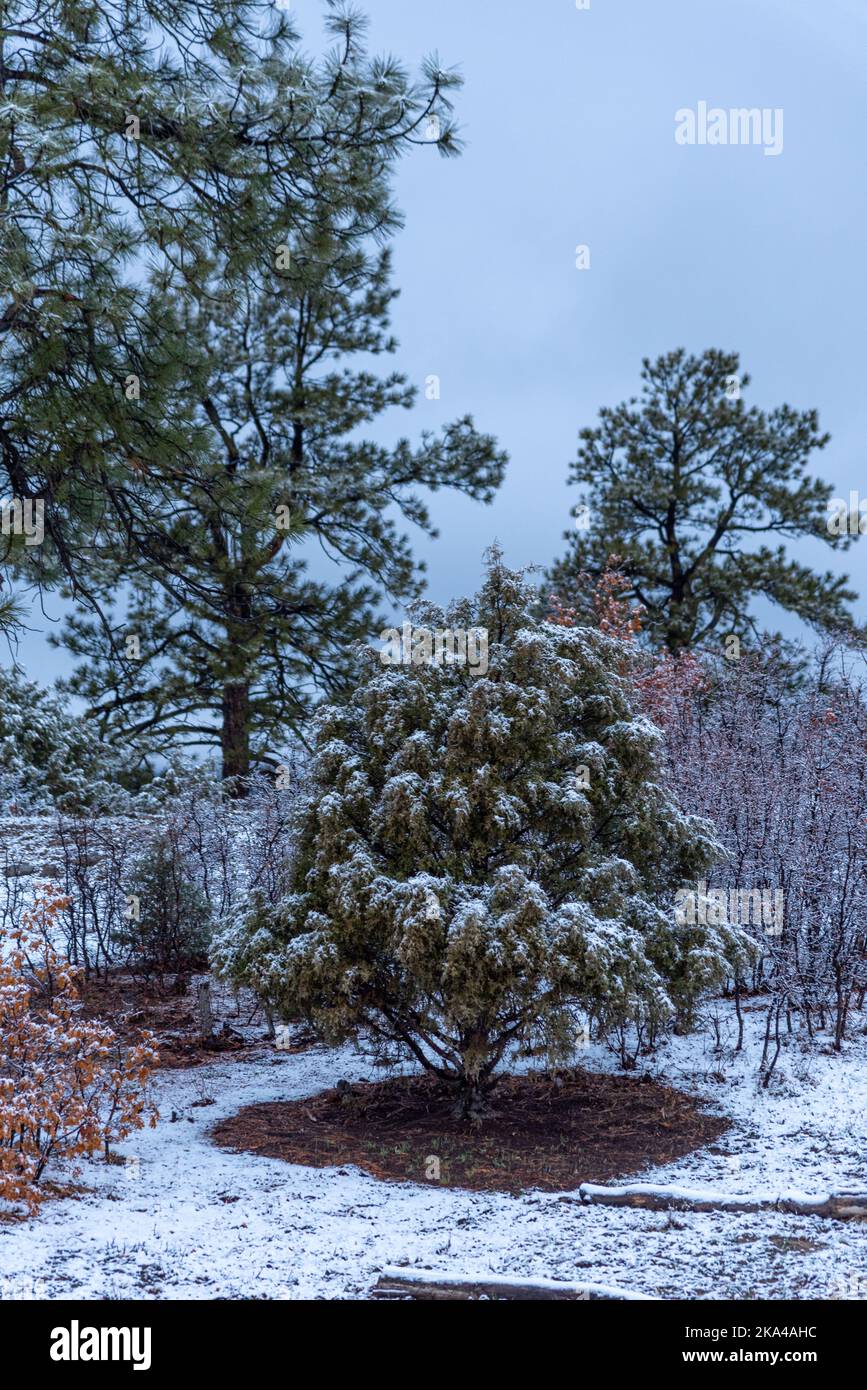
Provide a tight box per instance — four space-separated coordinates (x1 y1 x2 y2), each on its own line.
372 1268 656 1301
574 1182 867 1221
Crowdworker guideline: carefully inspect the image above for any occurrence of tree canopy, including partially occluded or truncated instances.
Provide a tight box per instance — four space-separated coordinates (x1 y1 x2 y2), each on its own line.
0 0 466 619
213 552 745 1118
548 349 859 652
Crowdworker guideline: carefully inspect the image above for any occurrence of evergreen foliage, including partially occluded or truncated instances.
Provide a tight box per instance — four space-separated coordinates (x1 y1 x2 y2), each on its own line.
548 349 858 651
213 552 743 1119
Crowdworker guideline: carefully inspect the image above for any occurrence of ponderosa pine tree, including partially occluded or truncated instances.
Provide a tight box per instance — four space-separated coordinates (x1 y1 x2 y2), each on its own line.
45 6 504 783
56 222 505 780
547 349 859 652
212 551 748 1120
0 0 464 631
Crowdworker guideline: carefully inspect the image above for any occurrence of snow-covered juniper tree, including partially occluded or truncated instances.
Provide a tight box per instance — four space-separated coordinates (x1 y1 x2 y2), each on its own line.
0 665 139 811
213 552 745 1120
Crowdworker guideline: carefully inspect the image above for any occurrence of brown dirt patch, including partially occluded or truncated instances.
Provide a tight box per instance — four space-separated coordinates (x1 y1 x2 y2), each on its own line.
78 971 257 1068
211 1069 728 1194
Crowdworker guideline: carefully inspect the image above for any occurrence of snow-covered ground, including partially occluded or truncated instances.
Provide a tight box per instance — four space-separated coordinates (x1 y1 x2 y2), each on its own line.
1 1006 866 1301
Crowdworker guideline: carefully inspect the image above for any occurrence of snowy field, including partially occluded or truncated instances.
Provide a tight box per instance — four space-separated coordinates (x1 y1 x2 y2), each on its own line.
1 1008 866 1301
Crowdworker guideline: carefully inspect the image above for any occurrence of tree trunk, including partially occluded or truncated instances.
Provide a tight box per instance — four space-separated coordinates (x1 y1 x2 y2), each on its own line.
574 1182 867 1222
221 681 250 789
451 1075 493 1126
196 980 214 1040
372 1269 652 1300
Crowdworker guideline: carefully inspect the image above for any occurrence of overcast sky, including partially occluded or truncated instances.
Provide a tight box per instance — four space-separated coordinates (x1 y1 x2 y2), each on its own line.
16 0 867 681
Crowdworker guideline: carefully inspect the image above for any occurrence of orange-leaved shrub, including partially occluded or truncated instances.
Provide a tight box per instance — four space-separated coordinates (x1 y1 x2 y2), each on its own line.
0 887 158 1210
548 556 644 642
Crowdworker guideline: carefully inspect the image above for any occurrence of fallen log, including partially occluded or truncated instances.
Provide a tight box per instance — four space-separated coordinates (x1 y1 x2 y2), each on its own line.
574 1182 867 1221
372 1267 656 1301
